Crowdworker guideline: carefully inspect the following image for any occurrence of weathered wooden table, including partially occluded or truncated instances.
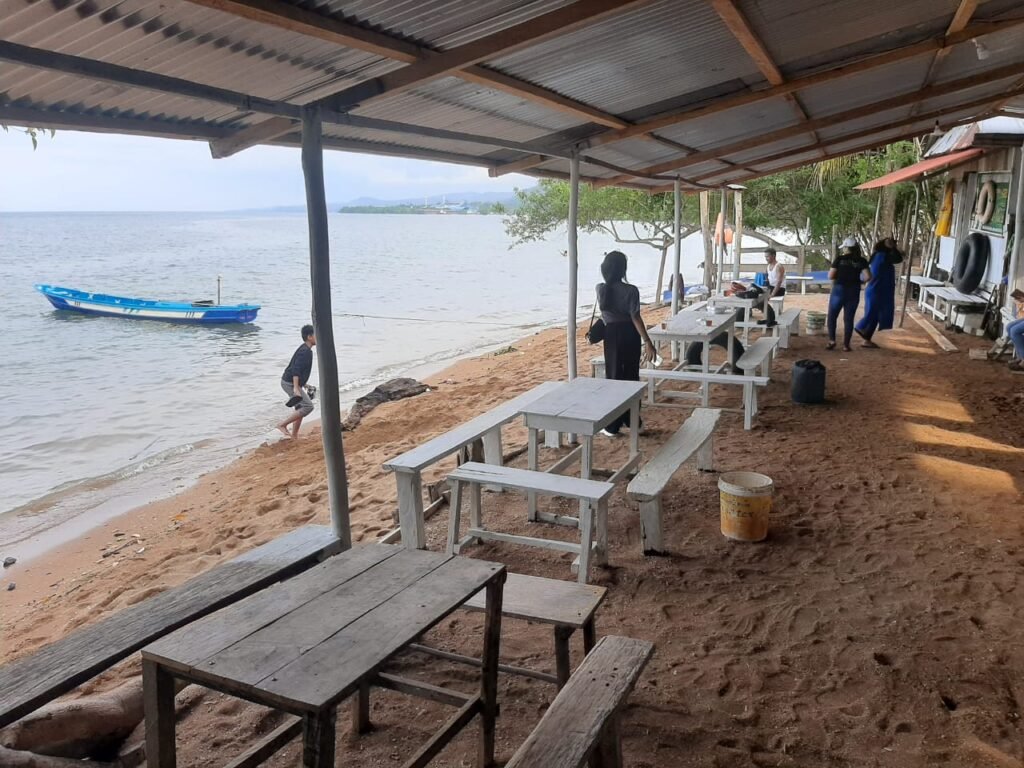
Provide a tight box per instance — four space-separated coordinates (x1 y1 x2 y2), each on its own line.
648 311 737 406
518 377 646 523
142 545 506 768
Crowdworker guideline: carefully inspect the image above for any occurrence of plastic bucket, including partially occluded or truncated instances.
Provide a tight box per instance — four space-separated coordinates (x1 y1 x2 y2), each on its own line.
719 471 773 542
805 310 826 335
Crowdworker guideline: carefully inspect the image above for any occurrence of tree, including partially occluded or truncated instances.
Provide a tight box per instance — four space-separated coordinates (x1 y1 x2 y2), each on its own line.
504 179 701 300
1 125 54 149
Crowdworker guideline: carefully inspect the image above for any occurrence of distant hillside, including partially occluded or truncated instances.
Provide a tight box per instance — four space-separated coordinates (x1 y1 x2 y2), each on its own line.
341 190 524 208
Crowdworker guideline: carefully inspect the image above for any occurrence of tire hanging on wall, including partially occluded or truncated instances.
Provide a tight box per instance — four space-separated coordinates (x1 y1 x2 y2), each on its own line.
974 180 996 226
951 232 990 294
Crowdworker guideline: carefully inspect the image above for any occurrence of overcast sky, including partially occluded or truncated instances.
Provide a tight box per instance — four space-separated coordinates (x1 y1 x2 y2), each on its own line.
0 129 534 212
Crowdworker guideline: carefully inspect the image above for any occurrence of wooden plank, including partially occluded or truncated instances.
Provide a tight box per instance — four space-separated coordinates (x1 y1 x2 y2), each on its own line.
448 462 615 502
374 673 475 708
639 369 768 386
520 378 646 430
907 309 959 352
626 408 721 501
384 381 560 472
911 0 979 117
243 556 502 712
143 541 400 673
504 636 654 768
0 525 340 728
407 644 560 686
736 337 778 371
404 698 482 768
320 0 653 111
710 0 783 85
468 529 585 555
462 572 606 628
224 717 302 768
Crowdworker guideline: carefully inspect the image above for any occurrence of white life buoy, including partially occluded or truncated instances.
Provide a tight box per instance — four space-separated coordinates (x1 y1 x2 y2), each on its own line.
975 180 996 225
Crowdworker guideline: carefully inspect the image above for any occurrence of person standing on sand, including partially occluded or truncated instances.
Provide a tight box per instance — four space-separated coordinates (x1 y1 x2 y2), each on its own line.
277 324 316 439
759 247 786 327
596 250 657 437
826 237 871 352
855 237 901 348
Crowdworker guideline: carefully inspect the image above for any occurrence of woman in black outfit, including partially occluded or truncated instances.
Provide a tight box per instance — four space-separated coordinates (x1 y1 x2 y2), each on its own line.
596 251 657 436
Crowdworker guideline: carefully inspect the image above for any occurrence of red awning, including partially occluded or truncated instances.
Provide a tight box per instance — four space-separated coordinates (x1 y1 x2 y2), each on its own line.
854 148 984 190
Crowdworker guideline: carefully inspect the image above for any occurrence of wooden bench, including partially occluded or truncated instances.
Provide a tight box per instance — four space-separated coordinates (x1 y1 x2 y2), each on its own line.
446 462 614 583
736 336 778 377
627 408 720 554
0 525 342 729
383 381 562 550
639 368 768 430
770 307 801 348
411 572 607 688
504 635 654 768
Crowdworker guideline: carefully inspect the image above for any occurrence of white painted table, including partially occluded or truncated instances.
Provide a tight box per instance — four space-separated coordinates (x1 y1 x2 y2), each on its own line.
707 294 756 342
786 275 814 294
648 311 737 406
518 377 646 523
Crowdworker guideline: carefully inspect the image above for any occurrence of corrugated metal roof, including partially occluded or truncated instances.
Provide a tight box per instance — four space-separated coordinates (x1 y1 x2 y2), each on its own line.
3 0 1024 189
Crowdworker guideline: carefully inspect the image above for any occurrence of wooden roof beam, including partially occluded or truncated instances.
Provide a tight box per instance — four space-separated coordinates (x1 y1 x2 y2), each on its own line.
321 0 654 112
910 0 979 117
592 59 1024 185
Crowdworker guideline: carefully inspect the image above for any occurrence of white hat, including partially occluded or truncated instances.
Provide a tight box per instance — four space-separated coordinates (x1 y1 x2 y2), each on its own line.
841 236 858 248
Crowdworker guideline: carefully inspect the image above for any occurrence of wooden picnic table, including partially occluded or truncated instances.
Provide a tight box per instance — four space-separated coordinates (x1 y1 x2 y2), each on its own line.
141 545 506 768
518 377 645 524
648 310 737 406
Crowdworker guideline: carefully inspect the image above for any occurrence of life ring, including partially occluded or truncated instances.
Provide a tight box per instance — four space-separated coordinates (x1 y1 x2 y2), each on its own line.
951 232 990 293
975 180 996 226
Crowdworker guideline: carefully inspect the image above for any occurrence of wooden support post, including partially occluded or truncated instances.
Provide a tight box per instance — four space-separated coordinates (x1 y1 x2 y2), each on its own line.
733 189 743 280
302 709 336 768
898 182 922 328
142 660 176 768
672 177 682 360
700 190 713 290
871 189 882 246
479 574 505 768
717 189 727 291
567 150 580 445
301 105 351 549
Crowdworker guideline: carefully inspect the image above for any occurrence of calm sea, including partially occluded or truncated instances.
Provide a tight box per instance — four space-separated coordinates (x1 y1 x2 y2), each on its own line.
0 212 710 557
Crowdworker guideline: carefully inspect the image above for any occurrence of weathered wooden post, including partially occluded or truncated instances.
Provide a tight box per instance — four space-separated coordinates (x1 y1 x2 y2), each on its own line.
301 104 352 548
671 177 682 360
898 181 922 328
733 189 743 280
567 149 580 383
717 188 727 291
699 190 712 289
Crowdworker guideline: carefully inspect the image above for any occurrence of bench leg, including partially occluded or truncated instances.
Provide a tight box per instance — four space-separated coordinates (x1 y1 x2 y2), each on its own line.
579 435 593 521
647 376 656 405
446 480 464 555
482 428 503 492
743 384 754 430
577 500 595 584
582 618 597 654
554 625 573 688
479 574 505 768
544 429 562 449
143 659 177 768
697 436 714 472
396 470 426 550
595 499 609 566
594 714 624 768
469 481 483 544
351 681 371 735
302 708 336 768
527 427 540 521
639 498 663 555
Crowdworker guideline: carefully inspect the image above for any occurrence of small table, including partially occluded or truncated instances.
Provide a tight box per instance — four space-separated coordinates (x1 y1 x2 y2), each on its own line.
648 311 736 406
786 275 814 294
142 545 506 768
707 294 757 342
519 377 646 521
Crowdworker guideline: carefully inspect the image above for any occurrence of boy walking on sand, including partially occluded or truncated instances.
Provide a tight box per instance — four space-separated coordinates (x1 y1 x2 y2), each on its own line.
277 324 316 439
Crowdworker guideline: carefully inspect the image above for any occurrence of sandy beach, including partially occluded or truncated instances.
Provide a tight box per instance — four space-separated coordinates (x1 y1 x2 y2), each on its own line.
3 293 1024 767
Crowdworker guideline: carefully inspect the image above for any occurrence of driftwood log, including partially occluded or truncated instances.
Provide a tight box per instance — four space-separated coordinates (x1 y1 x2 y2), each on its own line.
342 378 429 431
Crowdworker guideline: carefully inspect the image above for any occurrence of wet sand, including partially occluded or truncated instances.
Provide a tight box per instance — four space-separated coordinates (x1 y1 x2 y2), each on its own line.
3 294 1023 767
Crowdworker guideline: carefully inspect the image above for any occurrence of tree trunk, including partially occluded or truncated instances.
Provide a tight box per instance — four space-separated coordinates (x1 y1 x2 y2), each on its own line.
655 243 669 305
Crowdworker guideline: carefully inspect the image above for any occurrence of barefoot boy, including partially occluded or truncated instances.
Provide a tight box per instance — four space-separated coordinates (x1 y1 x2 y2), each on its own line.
277 324 316 439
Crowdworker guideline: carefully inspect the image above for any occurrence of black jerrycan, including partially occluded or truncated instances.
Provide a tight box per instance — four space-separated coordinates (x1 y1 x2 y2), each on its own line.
791 359 826 404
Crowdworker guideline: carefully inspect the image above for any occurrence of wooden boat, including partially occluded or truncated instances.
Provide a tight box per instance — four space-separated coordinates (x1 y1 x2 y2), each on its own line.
35 284 260 324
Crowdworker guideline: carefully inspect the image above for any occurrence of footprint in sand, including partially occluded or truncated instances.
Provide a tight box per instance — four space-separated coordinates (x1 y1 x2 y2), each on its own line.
255 499 282 516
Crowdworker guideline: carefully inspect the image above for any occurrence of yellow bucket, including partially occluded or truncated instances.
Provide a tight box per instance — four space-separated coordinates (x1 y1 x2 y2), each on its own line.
718 471 773 542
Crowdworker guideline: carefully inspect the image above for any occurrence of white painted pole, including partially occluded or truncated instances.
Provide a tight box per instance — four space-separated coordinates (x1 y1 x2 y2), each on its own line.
717 189 727 291
733 190 743 280
699 190 712 289
301 105 351 548
1007 143 1024 310
672 177 682 315
567 150 580 382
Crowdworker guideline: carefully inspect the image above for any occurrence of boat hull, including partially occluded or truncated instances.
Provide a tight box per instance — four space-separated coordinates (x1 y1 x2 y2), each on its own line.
36 285 260 324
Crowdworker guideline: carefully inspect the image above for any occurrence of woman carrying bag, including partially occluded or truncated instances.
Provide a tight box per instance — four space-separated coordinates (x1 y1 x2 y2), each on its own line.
589 250 657 436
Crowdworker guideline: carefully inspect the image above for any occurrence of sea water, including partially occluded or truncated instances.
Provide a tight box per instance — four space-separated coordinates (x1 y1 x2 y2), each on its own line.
0 212 710 556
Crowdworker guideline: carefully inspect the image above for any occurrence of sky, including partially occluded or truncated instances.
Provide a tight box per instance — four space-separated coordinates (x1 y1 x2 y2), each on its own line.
0 129 535 212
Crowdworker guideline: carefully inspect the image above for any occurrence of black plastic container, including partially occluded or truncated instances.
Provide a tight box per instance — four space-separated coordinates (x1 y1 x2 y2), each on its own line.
792 359 826 404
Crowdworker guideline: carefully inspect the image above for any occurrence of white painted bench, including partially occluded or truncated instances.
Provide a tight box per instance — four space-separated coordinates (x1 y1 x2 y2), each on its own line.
736 336 779 377
627 408 720 554
446 462 614 583
639 368 768 430
921 285 988 324
771 307 801 348
504 635 654 768
411 573 607 688
990 306 1018 359
383 381 562 549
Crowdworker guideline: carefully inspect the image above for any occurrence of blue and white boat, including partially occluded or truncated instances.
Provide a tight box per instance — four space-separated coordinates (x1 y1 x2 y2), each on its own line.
35 285 260 324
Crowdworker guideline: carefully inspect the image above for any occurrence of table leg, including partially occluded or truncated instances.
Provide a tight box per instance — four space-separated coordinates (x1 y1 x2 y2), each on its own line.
479 573 505 768
303 709 337 768
579 434 593 521
726 326 735 375
743 306 751 344
629 400 640 459
527 427 539 522
396 470 426 550
701 336 711 407
351 681 371 735
554 625 573 688
583 618 597 654
143 659 176 768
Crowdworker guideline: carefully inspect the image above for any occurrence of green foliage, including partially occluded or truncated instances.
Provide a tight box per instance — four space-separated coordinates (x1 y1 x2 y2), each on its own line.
1 125 54 149
503 179 699 252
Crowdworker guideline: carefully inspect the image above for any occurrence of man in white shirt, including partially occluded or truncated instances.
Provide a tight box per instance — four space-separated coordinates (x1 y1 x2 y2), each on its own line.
761 247 786 326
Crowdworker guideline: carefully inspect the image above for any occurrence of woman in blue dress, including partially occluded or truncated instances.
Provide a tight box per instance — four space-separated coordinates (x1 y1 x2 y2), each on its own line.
855 237 901 348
